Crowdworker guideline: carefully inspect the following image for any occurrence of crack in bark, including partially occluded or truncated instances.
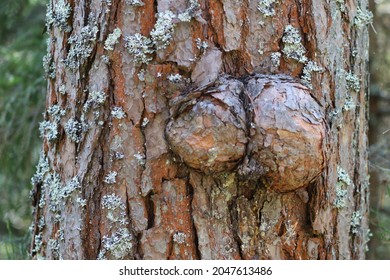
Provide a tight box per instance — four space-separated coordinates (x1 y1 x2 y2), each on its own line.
145 191 155 230
230 197 243 259
187 180 201 259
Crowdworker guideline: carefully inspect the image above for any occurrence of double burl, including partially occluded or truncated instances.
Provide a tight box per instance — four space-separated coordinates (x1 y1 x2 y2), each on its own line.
166 75 326 192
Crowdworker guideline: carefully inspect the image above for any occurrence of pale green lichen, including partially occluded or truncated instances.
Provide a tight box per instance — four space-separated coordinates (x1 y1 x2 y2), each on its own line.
39 104 66 142
39 120 59 142
48 238 61 259
301 61 323 88
141 118 149 127
343 95 355 111
64 118 82 143
38 216 45 231
337 166 352 186
102 194 125 210
43 38 56 79
257 0 278 17
46 0 72 32
64 23 99 70
83 90 107 112
31 152 50 187
43 53 56 79
32 233 43 254
345 72 361 92
150 11 176 50
104 28 122 51
102 194 128 225
335 0 346 13
124 33 154 64
47 104 66 121
111 106 126 119
125 2 200 64
62 176 80 198
173 232 186 244
98 228 133 259
76 197 87 207
195 38 208 53
134 152 146 166
350 211 362 234
270 52 281 68
44 172 64 212
125 0 144 6
178 0 201 22
282 25 308 64
354 7 373 28
167 73 183 83
58 84 67 95
334 166 352 208
137 69 146 81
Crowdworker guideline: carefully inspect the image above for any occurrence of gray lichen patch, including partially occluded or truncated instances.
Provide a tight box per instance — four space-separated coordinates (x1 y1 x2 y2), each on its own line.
104 28 122 51
64 22 99 70
282 25 308 64
46 0 72 32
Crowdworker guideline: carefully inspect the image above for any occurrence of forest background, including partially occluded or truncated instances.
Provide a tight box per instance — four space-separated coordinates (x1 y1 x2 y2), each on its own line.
0 0 390 259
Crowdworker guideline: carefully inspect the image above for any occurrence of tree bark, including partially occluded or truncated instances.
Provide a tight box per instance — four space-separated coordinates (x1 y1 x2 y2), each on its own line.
31 0 370 260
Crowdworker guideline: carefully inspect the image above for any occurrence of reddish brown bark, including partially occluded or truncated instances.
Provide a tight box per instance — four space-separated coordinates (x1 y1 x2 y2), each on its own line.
32 0 370 260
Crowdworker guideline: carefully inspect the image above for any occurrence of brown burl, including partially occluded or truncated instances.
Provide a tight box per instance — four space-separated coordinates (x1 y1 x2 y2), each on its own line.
166 74 327 192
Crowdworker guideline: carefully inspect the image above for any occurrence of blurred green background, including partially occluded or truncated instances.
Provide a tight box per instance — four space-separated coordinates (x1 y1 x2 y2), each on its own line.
0 0 389 259
0 0 46 259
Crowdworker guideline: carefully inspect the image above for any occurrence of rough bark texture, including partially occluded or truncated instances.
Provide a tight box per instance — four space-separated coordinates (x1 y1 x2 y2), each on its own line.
31 0 370 260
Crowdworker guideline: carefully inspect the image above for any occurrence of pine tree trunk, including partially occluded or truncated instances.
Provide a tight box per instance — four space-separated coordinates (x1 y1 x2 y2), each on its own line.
31 0 371 260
